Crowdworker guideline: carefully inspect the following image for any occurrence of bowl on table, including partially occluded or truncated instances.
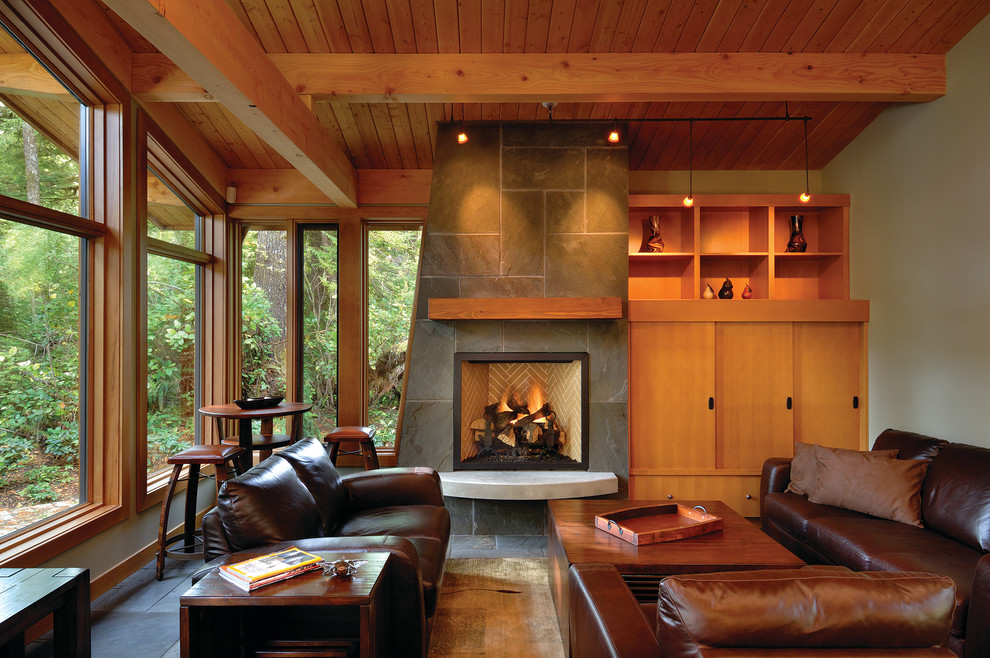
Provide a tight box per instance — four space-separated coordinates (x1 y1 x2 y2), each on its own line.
233 395 285 410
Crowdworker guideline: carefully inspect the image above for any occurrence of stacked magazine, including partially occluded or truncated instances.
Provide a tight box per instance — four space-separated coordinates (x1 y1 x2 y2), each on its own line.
218 547 323 591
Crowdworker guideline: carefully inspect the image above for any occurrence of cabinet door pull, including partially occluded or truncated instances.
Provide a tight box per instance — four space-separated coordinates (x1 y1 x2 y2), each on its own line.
745 494 752 500
853 396 859 409
786 396 792 410
708 397 714 410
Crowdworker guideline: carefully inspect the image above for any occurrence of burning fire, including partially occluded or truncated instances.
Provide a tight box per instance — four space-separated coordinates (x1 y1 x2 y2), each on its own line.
498 381 549 425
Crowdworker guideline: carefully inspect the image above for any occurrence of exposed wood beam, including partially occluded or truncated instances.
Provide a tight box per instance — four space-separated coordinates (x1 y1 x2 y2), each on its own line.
133 52 946 104
0 54 73 99
228 205 428 220
229 168 432 205
105 0 357 207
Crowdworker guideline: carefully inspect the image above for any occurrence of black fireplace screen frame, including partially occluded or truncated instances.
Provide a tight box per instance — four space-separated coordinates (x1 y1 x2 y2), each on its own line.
453 351 590 471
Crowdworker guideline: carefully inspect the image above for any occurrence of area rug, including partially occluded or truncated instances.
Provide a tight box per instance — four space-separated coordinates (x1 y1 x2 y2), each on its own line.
427 558 565 657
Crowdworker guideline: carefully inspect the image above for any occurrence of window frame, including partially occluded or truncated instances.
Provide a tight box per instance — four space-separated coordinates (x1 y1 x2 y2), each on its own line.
0 3 129 565
234 216 423 466
136 125 219 512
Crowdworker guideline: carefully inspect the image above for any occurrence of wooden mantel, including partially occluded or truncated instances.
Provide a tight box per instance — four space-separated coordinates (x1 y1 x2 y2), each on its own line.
428 297 623 320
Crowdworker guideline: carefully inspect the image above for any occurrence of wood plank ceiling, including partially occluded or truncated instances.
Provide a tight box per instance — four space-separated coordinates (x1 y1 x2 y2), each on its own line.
103 0 989 173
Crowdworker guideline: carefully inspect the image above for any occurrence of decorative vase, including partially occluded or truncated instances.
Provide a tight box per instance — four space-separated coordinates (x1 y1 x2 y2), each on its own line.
787 215 807 252
645 215 664 253
703 283 715 299
718 278 733 299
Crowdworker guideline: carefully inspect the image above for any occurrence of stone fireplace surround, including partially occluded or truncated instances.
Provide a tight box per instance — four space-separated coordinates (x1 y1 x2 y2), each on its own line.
398 122 628 535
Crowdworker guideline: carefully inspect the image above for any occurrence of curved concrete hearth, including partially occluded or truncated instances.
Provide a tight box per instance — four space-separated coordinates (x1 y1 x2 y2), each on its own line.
439 471 618 501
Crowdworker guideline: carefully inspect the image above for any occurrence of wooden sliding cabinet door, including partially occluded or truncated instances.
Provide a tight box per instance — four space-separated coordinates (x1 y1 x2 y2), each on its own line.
715 322 794 470
629 322 716 471
793 322 864 450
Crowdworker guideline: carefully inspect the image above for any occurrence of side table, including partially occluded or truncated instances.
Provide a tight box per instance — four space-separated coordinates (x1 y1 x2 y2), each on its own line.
180 552 388 658
0 567 90 657
199 402 312 466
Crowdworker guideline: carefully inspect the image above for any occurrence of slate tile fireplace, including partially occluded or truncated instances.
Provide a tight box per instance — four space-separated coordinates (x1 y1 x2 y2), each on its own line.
398 121 629 534
454 352 589 470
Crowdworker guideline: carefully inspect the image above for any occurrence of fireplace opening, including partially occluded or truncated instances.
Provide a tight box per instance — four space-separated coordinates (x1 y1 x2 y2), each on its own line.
454 352 589 470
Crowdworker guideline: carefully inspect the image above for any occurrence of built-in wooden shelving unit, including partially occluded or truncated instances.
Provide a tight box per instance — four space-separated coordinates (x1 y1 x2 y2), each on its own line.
627 193 869 519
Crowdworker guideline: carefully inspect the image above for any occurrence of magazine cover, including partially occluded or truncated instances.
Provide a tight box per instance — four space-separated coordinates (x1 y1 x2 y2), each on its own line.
221 546 322 582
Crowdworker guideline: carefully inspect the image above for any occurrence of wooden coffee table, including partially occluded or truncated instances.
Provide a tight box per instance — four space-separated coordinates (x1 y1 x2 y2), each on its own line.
180 552 388 657
548 499 804 650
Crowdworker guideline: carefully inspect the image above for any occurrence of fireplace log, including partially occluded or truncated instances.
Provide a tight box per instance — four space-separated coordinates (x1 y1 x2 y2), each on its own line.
514 402 550 426
506 394 527 414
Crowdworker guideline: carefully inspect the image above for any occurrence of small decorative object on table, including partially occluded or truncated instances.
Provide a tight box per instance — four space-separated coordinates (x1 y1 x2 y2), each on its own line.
703 283 716 299
322 557 368 578
645 215 664 253
787 215 807 252
233 395 285 409
741 284 753 299
718 278 733 299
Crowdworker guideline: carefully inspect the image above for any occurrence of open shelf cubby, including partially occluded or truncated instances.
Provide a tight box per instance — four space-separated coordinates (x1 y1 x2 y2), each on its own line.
628 194 851 302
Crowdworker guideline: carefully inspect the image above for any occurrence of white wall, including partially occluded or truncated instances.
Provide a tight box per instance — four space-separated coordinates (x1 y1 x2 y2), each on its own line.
823 14 990 447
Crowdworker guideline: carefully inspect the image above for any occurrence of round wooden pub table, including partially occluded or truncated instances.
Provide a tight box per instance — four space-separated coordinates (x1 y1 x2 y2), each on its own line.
199 401 312 468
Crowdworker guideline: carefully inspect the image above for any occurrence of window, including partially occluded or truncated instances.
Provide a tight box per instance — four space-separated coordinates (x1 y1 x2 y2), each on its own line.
241 228 288 398
366 226 421 447
0 25 87 538
143 150 206 492
0 220 83 536
299 226 338 438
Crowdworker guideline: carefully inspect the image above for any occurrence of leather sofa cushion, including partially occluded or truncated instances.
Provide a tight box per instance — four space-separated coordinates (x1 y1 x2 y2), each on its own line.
873 428 948 460
216 455 323 553
272 437 349 534
763 491 865 541
807 515 953 571
921 442 990 552
655 569 956 655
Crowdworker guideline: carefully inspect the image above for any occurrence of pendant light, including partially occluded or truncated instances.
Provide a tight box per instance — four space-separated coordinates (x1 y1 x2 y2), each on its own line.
457 121 468 145
799 117 811 203
683 119 694 207
607 119 620 143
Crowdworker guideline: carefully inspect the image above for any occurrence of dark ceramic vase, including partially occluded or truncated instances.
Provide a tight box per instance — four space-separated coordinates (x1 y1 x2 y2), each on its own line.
787 215 807 252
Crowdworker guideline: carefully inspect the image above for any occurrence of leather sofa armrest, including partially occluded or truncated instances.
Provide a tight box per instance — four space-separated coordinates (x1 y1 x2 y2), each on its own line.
965 553 990 658
760 457 792 529
201 507 233 563
343 467 445 511
568 564 659 658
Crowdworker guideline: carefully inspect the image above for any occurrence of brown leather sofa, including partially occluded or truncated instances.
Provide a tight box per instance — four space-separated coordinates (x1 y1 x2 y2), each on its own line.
568 565 956 657
761 429 990 658
197 437 450 657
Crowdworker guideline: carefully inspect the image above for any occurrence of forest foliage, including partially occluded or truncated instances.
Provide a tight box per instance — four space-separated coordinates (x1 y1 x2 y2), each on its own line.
0 103 82 510
0 102 421 534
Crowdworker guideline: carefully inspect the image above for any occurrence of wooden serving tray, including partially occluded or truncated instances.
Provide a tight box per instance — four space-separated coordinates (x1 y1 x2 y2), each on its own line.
594 503 723 545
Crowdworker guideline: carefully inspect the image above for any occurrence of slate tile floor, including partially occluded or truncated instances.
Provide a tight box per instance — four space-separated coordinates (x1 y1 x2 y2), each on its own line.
25 535 546 657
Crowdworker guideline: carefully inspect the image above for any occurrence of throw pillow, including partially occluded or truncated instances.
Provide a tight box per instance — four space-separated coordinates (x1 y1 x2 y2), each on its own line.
786 443 898 496
809 448 929 527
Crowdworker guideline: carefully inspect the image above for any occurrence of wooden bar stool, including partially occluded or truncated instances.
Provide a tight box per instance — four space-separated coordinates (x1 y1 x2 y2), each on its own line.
323 426 380 470
156 444 245 581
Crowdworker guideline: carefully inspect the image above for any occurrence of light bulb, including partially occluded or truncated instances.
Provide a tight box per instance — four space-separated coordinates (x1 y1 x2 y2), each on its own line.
682 195 694 207
799 191 811 203
608 129 620 143
457 131 468 144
